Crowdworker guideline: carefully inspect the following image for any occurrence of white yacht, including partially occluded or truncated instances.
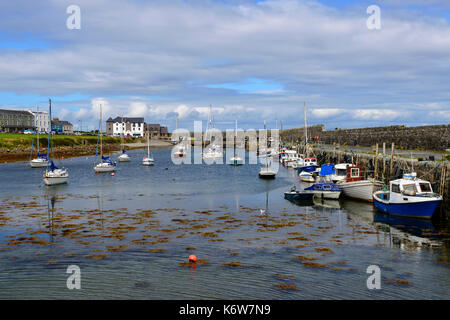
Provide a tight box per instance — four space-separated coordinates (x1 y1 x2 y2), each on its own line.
30 109 49 168
94 104 116 173
118 123 131 162
42 99 68 186
142 132 154 166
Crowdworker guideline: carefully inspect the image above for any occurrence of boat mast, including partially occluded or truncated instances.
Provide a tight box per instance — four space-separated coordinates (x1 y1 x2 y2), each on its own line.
304 102 307 145
36 106 39 154
120 115 123 153
147 130 150 157
47 99 51 165
100 104 103 163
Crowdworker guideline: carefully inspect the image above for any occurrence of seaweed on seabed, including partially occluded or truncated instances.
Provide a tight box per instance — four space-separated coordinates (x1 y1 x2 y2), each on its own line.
222 261 246 267
274 283 298 290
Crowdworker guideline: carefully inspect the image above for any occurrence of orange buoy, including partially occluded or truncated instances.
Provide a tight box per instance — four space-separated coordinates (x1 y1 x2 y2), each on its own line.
188 254 197 263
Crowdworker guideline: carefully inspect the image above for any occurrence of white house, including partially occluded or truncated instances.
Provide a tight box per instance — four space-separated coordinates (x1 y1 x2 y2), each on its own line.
106 116 145 137
30 109 50 133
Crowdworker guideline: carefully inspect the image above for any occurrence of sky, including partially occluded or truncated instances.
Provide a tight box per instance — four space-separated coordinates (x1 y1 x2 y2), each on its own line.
0 0 449 132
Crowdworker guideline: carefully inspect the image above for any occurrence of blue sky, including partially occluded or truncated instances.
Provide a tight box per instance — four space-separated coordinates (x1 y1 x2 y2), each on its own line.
0 0 449 132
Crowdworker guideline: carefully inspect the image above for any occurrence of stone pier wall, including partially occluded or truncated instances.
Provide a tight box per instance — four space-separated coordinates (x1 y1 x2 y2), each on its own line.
281 124 450 152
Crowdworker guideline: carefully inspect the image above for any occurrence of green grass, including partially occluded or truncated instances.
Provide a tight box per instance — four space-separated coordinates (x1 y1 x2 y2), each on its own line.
0 133 122 149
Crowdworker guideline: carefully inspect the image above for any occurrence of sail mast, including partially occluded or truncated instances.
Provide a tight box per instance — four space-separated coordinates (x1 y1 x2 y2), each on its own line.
304 101 307 145
48 99 51 163
147 130 150 157
36 106 39 153
120 115 123 153
100 104 103 162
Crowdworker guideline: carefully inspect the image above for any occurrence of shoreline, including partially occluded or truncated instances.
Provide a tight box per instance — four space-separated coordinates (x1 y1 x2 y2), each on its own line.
0 140 173 163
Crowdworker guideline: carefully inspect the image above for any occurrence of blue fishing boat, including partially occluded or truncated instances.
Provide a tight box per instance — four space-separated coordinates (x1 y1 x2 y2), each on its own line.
296 157 318 173
284 186 314 201
304 182 342 199
373 173 442 219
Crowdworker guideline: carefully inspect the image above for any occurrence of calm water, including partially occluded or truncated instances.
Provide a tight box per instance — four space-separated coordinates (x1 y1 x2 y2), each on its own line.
0 148 449 299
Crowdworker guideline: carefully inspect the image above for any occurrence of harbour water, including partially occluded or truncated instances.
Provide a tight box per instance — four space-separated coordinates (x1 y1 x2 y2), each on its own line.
0 148 449 299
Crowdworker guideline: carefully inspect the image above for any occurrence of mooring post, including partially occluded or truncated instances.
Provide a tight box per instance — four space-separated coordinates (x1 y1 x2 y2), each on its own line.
374 143 379 184
440 164 447 196
382 142 386 183
389 143 395 180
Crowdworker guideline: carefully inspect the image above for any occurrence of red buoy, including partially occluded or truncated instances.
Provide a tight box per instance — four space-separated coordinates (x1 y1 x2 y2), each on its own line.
188 254 197 263
111 172 115 176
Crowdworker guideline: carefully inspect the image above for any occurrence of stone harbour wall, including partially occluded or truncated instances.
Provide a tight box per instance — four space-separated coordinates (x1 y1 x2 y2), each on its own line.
281 124 450 152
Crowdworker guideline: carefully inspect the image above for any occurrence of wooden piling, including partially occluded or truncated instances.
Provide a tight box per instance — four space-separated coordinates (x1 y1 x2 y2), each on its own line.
389 143 395 180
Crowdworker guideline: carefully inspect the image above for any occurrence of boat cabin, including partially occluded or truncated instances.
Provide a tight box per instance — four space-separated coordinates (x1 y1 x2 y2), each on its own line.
389 173 434 198
299 157 317 166
345 164 363 182
330 163 352 182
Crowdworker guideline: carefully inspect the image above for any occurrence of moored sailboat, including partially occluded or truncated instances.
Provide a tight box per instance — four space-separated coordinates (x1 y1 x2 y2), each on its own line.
30 107 49 168
94 104 116 173
118 117 131 162
42 99 68 186
142 132 154 166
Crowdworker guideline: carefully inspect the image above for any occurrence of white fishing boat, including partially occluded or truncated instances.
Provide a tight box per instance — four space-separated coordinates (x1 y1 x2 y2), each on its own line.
373 173 442 219
330 163 352 183
94 104 116 173
30 107 49 168
332 164 381 202
142 132 154 166
299 171 317 183
118 119 131 162
203 144 223 159
282 150 299 168
42 99 68 186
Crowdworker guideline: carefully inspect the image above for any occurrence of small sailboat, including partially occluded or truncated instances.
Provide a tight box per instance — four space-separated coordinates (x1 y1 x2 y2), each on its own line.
259 155 276 179
142 132 154 166
373 173 442 219
30 107 49 168
43 99 68 186
94 104 116 173
229 119 243 166
118 117 131 162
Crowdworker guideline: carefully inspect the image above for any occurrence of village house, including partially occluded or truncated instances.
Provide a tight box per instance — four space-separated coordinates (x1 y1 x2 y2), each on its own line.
106 116 145 137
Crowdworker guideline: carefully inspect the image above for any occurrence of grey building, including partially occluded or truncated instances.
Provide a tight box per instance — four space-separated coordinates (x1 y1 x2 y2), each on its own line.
0 109 35 133
145 123 170 139
51 118 74 134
